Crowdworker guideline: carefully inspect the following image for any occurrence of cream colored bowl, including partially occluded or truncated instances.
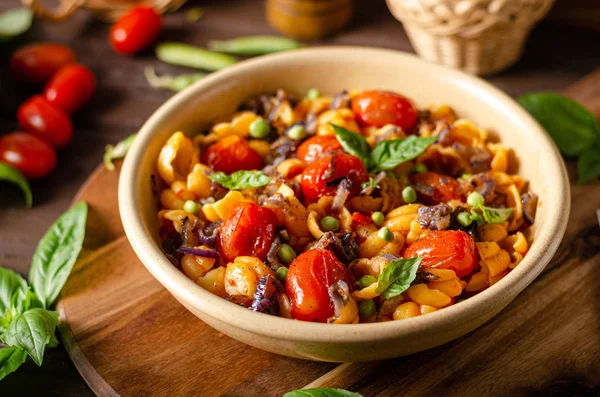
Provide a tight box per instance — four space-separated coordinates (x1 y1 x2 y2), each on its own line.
119 47 569 362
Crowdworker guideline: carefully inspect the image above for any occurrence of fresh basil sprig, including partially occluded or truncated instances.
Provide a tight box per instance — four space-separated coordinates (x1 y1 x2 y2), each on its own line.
104 134 137 171
2 309 59 366
0 268 28 323
209 170 271 190
283 388 364 397
0 346 27 380
331 124 436 172
0 163 32 208
375 257 421 299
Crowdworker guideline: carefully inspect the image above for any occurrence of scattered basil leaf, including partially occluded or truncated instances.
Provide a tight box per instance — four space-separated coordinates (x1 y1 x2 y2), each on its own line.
0 8 33 42
577 141 600 185
370 136 437 172
0 268 28 323
331 124 373 168
469 210 484 227
208 35 303 55
0 346 27 381
144 65 205 92
375 257 421 299
156 42 238 71
479 206 513 224
28 202 88 308
104 134 137 171
209 171 271 190
0 163 32 208
283 388 364 397
361 176 380 190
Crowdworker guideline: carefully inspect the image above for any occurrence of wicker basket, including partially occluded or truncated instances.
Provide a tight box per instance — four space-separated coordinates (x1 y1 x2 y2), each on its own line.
386 0 556 75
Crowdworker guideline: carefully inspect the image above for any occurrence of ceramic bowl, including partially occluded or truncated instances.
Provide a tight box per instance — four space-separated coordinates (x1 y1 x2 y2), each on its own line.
119 47 569 362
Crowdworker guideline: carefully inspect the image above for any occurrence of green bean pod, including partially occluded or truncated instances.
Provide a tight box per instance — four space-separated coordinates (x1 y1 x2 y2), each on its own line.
156 42 238 71
207 35 302 55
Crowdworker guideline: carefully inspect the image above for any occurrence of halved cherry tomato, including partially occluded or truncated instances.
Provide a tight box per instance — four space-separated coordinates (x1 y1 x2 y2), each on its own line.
300 153 368 204
10 43 76 84
217 202 277 264
0 132 57 179
110 6 162 55
403 230 477 278
44 64 96 114
17 95 73 149
351 212 371 226
296 135 342 163
202 135 264 174
286 249 355 323
410 171 462 205
351 90 418 131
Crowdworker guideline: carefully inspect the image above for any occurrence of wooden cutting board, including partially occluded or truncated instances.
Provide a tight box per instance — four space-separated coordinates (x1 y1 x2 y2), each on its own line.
57 72 600 397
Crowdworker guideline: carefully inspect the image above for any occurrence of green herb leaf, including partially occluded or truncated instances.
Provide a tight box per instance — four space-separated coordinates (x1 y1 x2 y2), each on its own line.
0 268 28 326
156 42 238 71
104 134 137 171
370 136 437 172
144 65 205 92
209 171 271 190
1 308 59 366
0 163 32 207
469 210 484 227
28 202 88 308
208 35 303 55
0 8 33 42
518 93 600 156
479 206 513 224
375 257 421 299
0 346 27 381
577 141 600 185
283 388 364 397
331 124 372 168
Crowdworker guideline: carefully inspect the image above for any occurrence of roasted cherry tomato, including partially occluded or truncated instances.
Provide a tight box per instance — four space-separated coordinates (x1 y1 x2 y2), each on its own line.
410 172 462 205
10 43 76 84
351 90 418 130
296 135 342 163
0 132 57 179
17 95 73 149
217 202 277 264
44 64 96 114
286 249 355 323
403 230 477 278
351 212 372 226
202 135 264 174
300 153 368 204
110 6 162 55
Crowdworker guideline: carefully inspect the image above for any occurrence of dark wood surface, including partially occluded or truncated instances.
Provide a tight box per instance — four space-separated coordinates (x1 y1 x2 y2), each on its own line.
0 0 599 395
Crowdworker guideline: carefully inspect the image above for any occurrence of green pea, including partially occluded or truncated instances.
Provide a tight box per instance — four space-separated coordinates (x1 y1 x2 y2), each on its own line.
371 211 385 226
457 211 473 227
278 244 296 265
461 173 472 180
412 163 428 174
287 125 306 141
402 186 417 203
320 216 340 232
275 267 288 283
183 200 198 214
467 191 485 208
249 117 270 138
357 275 377 289
358 299 376 318
306 88 321 100
378 226 394 242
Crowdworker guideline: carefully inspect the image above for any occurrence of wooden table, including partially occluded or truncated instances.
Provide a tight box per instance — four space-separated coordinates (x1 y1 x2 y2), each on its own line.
0 0 598 396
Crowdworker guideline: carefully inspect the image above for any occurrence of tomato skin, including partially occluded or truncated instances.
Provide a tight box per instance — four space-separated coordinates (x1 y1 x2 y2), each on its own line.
286 249 355 323
351 212 371 226
300 153 368 204
202 136 264 174
410 172 462 205
403 230 477 278
110 6 162 55
217 202 277 264
10 43 76 84
351 90 418 130
43 64 96 114
296 135 342 163
0 132 57 179
17 96 73 149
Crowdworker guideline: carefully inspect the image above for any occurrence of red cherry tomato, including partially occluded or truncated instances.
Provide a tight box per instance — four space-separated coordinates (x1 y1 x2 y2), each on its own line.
410 172 462 205
10 43 76 84
403 230 477 278
351 90 418 130
217 202 277 264
110 6 162 55
351 212 371 226
202 136 264 174
17 96 73 149
44 64 96 114
286 249 355 323
300 153 368 204
0 132 57 179
296 135 342 163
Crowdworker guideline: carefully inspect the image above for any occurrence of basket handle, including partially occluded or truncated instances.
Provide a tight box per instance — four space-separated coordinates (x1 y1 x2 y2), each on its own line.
21 0 84 22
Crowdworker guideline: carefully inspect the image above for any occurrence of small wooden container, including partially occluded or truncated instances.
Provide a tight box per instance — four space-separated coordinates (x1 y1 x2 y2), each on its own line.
266 0 353 40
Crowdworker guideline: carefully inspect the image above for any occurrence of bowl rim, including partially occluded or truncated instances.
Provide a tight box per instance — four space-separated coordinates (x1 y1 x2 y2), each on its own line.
119 46 570 343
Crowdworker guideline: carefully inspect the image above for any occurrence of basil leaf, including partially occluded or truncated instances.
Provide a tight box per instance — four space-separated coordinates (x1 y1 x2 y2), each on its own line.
0 163 32 208
518 93 600 156
1 308 59 366
375 257 421 299
144 65 205 92
104 134 137 171
469 210 484 227
0 8 33 42
283 388 364 397
480 206 513 224
0 268 28 328
209 171 271 190
28 202 88 308
331 124 372 169
577 141 600 185
370 136 437 172
0 346 27 381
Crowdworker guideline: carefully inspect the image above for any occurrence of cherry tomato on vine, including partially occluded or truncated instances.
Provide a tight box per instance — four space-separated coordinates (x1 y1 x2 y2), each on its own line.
217 202 277 264
296 135 342 163
110 6 162 55
0 132 57 179
202 135 264 174
403 230 477 278
10 43 76 84
286 249 355 323
351 90 418 131
17 96 73 149
44 64 96 114
410 171 462 205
